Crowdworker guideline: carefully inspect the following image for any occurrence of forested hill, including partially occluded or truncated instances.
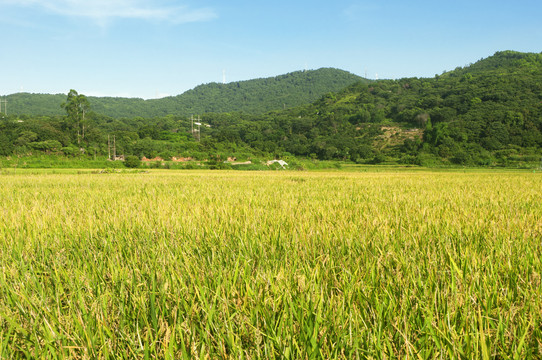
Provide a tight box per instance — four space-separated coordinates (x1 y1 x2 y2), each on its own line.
247 50 542 165
143 68 366 117
178 50 541 166
4 68 364 118
1 51 541 168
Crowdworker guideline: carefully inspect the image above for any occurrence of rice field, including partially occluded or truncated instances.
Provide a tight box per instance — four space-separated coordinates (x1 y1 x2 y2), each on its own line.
0 169 541 359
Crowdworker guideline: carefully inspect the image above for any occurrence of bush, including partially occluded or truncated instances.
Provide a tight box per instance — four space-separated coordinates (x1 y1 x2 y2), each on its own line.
415 153 441 167
30 140 62 152
399 155 418 165
370 153 387 164
61 146 79 156
124 155 141 168
450 150 471 165
149 161 162 169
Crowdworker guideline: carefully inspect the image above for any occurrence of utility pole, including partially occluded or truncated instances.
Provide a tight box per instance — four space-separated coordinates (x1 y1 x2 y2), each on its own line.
82 107 85 140
113 135 116 160
0 98 6 116
196 116 201 142
191 115 202 141
108 135 111 160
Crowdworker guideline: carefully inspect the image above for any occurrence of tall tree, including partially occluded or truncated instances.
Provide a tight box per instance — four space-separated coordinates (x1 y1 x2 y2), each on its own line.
61 89 90 143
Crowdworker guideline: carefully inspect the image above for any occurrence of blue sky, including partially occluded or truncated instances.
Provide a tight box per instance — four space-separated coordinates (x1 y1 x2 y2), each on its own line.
0 0 541 99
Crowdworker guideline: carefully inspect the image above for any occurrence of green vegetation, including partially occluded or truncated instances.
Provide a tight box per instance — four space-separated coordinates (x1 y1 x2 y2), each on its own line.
215 50 541 167
123 155 141 168
1 51 541 168
4 68 364 118
0 170 541 358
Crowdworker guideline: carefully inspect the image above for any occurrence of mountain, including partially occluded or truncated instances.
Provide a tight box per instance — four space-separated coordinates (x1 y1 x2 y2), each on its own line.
450 50 542 75
3 93 67 117
186 50 541 166
247 50 542 165
4 68 365 118
1 51 541 168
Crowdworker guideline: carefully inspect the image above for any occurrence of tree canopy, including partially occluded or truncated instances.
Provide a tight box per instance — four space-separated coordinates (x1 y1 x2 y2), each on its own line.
1 51 541 168
61 89 90 143
5 68 364 118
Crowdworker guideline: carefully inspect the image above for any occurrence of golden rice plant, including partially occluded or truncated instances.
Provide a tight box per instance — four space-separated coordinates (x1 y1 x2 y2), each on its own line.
0 169 541 358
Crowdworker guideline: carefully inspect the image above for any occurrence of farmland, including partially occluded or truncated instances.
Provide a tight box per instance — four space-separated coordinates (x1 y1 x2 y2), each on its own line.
1 169 541 358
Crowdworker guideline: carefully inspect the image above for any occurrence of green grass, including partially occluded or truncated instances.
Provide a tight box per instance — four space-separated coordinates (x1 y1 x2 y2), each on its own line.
0 170 541 358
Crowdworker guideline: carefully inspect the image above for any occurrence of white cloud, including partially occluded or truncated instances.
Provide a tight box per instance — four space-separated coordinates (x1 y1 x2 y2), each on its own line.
0 0 217 24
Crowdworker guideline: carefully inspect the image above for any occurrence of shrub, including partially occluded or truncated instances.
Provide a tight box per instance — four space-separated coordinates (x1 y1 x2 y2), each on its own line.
124 155 141 168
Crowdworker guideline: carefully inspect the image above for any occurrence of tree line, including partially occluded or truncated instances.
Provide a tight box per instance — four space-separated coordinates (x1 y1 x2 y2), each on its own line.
3 68 364 118
1 51 541 167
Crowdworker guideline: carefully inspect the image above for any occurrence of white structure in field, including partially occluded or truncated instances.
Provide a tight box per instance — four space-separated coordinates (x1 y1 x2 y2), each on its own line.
267 160 288 168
